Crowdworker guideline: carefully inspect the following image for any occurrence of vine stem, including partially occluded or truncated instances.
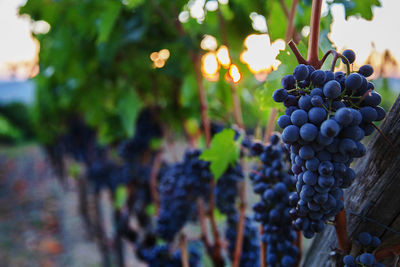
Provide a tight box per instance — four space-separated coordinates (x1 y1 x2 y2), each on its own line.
231 84 244 129
295 231 302 267
209 180 224 267
307 0 323 67
287 0 325 69
179 233 190 267
288 41 307 65
286 0 299 43
233 179 246 267
334 208 351 252
197 199 212 253
260 226 267 267
263 108 278 143
149 151 163 216
375 244 400 261
217 11 247 267
192 53 212 147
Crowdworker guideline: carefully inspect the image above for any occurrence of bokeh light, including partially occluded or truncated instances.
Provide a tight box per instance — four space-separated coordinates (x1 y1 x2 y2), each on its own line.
201 52 220 81
228 64 241 83
216 45 231 68
240 34 285 81
150 49 170 68
200 35 218 51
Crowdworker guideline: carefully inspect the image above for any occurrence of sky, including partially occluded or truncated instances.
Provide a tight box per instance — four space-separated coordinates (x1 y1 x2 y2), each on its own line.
0 0 399 80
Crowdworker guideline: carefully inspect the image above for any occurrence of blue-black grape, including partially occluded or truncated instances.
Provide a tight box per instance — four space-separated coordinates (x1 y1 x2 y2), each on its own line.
343 232 384 267
157 150 212 241
249 135 298 267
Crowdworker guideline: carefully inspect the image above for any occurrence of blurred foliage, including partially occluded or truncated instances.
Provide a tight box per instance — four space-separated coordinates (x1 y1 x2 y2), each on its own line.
0 103 34 142
20 0 382 146
0 114 23 143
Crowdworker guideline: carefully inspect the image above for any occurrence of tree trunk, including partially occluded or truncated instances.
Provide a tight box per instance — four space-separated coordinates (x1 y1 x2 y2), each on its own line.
303 94 400 267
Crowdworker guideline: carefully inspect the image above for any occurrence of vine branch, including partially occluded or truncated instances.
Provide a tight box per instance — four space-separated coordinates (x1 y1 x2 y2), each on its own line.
286 0 299 43
307 0 323 67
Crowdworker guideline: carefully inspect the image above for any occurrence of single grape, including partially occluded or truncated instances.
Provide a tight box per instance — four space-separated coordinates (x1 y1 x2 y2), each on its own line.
293 64 309 81
310 70 326 86
273 89 289 102
291 109 308 126
323 80 342 99
358 64 374 77
345 73 363 91
321 119 341 138
342 49 356 64
359 253 375 266
281 75 296 89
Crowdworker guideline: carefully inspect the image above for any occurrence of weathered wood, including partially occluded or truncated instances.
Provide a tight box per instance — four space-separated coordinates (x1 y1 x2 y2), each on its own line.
302 94 400 267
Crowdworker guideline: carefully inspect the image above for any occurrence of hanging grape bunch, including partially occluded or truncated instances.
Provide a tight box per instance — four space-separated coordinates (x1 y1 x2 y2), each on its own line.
343 232 384 267
272 49 386 238
249 135 298 267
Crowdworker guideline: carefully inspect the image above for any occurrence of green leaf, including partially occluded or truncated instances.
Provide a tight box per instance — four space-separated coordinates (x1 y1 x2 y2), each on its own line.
123 0 145 9
333 0 381 21
266 1 287 41
114 185 128 210
199 129 241 180
68 163 82 178
97 1 122 43
145 204 155 216
116 89 143 137
150 137 163 150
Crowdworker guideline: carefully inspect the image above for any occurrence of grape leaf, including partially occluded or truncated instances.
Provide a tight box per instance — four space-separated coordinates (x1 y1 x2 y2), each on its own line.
116 89 143 138
333 0 381 21
200 129 241 180
96 1 122 43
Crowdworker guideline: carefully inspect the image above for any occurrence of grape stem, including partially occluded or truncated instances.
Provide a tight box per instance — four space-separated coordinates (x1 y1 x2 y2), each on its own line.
260 226 267 267
334 208 351 252
208 180 225 267
197 199 212 253
295 231 302 267
288 41 307 65
179 233 190 267
149 151 163 216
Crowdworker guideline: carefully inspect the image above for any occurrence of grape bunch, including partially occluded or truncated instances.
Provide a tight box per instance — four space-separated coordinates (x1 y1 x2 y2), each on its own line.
343 232 385 267
156 149 212 241
215 163 243 215
225 215 260 267
249 135 298 267
118 108 162 161
138 244 201 267
272 50 386 237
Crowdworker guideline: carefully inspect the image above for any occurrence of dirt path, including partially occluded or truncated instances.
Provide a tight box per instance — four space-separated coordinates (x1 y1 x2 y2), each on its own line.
0 145 101 267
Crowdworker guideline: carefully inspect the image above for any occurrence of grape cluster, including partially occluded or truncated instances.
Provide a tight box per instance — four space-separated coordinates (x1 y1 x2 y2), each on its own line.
118 109 162 161
156 149 212 241
225 215 260 267
215 163 243 215
138 244 201 267
272 50 386 237
343 232 385 267
249 135 298 267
